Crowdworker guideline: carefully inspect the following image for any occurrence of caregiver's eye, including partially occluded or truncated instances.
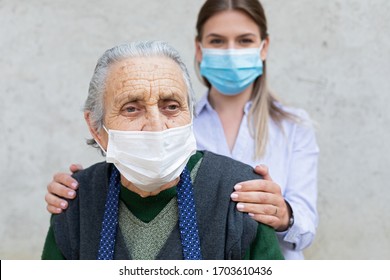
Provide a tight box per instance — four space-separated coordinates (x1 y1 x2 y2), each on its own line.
209 38 224 46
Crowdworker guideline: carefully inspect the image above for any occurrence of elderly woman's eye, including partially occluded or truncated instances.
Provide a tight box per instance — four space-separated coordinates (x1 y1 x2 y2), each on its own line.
167 104 179 110
124 106 136 113
120 104 141 117
161 101 181 115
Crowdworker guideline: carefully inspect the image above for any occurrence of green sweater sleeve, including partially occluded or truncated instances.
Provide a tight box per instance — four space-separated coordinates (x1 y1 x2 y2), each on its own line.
244 223 284 260
41 217 65 260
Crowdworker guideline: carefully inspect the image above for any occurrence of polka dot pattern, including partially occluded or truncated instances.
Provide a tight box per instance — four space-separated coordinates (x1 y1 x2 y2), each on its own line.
176 167 202 260
97 166 120 260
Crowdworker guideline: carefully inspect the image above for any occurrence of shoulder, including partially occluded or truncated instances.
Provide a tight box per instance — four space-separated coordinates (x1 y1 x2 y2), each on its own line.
273 102 318 138
274 102 315 125
71 162 111 189
194 91 209 116
201 151 261 181
70 161 113 210
58 161 111 211
272 103 319 156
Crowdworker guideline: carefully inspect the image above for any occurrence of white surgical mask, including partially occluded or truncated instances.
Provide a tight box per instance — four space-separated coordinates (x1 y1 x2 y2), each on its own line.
97 123 197 192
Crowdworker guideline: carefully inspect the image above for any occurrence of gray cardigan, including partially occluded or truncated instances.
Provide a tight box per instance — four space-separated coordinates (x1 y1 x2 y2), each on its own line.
52 151 260 259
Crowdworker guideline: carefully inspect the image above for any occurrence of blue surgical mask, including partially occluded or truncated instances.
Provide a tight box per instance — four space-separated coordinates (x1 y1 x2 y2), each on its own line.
199 43 264 95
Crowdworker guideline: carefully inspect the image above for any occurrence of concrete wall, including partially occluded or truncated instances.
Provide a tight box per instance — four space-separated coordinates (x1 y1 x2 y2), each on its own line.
1 0 389 259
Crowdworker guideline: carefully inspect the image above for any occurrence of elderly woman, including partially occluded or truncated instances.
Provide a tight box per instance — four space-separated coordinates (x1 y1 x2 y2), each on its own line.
41 41 283 260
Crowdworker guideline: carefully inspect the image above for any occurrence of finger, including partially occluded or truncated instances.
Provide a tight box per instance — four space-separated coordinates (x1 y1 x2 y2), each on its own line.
45 192 68 210
254 164 273 181
246 203 290 231
234 179 278 193
52 172 79 190
231 191 277 205
69 164 83 173
236 202 278 216
47 180 77 199
47 205 63 214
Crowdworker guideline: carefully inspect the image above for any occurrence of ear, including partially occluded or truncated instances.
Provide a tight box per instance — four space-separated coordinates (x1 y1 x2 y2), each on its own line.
260 37 270 61
84 111 108 150
194 37 203 63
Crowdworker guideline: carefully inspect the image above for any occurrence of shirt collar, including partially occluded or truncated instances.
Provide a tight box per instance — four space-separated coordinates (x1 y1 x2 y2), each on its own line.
243 100 253 114
196 91 253 116
195 92 211 116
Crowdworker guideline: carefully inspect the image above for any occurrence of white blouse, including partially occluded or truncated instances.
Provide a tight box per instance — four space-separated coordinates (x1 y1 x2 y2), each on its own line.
194 93 319 260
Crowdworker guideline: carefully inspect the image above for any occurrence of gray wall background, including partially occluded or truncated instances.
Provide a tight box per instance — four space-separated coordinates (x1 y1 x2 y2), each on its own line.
1 0 389 260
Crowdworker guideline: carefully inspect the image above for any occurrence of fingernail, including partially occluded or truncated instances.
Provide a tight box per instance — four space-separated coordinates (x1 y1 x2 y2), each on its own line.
71 182 78 189
230 193 238 199
234 184 242 191
60 202 67 208
237 203 244 210
68 190 75 197
56 208 63 213
248 213 254 217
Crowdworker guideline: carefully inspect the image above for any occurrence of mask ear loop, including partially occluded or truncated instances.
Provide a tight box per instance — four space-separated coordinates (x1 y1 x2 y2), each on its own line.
259 40 267 61
259 40 266 52
94 125 109 155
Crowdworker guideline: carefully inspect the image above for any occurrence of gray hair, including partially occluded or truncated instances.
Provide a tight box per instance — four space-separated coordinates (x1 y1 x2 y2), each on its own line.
84 40 196 148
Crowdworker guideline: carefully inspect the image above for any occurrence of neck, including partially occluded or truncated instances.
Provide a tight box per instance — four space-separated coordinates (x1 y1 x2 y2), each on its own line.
208 85 253 114
120 175 180 198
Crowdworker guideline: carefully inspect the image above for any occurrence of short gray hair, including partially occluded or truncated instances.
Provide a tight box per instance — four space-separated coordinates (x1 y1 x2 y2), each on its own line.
84 40 196 148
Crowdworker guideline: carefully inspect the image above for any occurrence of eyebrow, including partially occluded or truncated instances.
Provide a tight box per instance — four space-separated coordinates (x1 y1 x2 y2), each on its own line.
237 33 257 38
159 89 187 101
205 32 257 38
205 33 225 39
113 90 146 105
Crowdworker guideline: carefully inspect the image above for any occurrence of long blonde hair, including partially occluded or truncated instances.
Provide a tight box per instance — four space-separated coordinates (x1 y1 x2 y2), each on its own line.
195 0 298 159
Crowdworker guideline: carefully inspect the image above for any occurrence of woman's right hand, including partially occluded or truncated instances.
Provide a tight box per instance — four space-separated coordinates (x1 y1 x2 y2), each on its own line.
45 164 83 214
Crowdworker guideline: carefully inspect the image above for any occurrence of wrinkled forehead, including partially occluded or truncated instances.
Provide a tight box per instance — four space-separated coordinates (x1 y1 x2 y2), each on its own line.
106 56 188 101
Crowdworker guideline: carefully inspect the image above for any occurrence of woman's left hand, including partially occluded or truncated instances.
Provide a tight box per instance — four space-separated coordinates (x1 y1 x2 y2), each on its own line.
230 164 290 231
